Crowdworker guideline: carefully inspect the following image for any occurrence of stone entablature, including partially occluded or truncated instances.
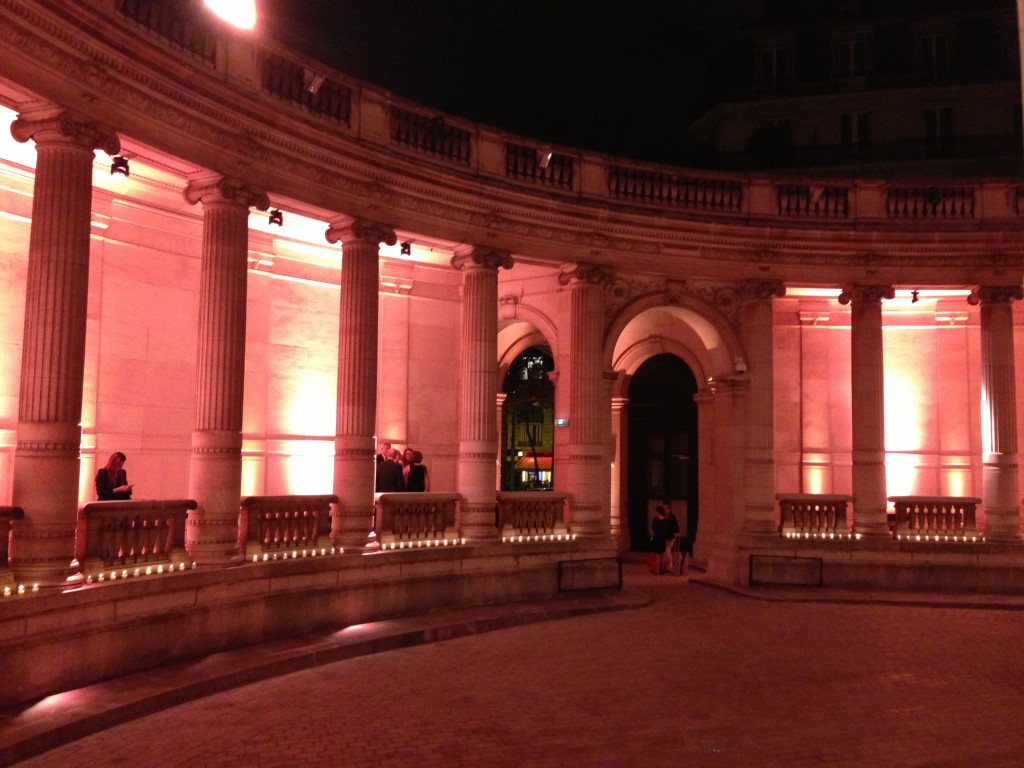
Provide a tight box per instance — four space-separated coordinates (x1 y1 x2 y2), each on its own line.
1 0 1023 285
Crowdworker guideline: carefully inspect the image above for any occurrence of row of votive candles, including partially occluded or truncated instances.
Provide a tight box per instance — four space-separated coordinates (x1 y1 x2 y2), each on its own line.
895 533 982 542
382 538 466 550
500 533 577 543
3 584 39 596
86 561 197 584
251 547 341 562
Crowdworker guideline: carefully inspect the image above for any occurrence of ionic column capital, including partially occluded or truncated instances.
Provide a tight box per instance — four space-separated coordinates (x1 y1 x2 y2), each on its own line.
740 279 786 301
967 285 1024 306
184 175 269 210
558 262 612 288
324 219 397 247
838 284 895 305
11 110 120 155
451 246 513 272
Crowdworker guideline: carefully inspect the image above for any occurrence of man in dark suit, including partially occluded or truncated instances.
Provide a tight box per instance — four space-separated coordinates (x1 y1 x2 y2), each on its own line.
375 448 405 492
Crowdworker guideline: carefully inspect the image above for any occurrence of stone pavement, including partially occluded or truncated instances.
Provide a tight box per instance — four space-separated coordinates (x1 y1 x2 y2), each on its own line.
4 555 1024 767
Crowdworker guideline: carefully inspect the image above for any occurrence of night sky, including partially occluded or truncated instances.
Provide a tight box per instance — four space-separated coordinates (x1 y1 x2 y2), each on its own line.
262 0 742 165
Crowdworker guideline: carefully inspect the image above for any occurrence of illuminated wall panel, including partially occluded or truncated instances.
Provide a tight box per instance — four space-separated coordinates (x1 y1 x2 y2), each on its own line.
403 285 461 493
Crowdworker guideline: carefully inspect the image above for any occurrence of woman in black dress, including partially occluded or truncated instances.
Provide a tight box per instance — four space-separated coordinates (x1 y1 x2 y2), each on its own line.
404 449 430 492
95 451 133 500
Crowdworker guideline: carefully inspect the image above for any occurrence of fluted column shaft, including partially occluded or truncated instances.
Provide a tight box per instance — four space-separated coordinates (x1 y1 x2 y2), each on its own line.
558 264 612 537
973 286 1023 542
452 248 512 541
840 285 894 538
184 176 268 565
326 221 396 550
9 112 119 587
741 281 785 537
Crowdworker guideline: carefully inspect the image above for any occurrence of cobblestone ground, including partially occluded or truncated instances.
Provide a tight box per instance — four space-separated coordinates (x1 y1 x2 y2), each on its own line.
16 564 1024 767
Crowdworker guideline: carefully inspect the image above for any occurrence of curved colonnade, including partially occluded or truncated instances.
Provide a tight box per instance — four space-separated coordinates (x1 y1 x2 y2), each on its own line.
1 0 1024 706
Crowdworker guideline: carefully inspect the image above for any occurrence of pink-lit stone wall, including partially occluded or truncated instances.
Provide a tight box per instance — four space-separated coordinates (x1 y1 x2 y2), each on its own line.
0 148 466 505
774 294 994 527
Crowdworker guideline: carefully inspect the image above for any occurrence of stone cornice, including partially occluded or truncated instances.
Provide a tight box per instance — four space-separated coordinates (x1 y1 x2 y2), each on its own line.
3 0 1024 285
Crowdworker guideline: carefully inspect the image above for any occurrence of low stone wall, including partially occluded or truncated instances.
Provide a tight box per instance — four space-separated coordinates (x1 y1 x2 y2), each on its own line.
0 540 617 707
730 537 1024 593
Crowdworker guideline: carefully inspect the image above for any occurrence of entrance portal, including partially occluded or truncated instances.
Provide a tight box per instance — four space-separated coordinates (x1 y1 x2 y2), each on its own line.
627 354 699 551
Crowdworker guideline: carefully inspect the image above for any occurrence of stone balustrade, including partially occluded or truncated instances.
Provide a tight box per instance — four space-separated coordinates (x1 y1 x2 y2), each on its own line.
0 506 23 586
888 496 983 542
104 0 1024 225
75 499 196 580
776 494 854 540
496 492 572 542
374 493 461 550
239 495 338 559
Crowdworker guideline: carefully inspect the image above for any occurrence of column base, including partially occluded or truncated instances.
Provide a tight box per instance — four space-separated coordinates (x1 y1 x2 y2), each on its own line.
185 514 242 565
330 501 373 552
460 501 499 543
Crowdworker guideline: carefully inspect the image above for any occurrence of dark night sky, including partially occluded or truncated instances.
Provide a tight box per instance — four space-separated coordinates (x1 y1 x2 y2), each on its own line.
263 0 742 165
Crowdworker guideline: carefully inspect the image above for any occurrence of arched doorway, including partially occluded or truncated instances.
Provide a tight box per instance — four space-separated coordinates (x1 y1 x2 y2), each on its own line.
501 347 555 491
627 353 699 551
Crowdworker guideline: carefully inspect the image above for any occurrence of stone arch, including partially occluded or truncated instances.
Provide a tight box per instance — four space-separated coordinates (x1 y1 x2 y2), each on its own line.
497 300 558 386
605 291 744 395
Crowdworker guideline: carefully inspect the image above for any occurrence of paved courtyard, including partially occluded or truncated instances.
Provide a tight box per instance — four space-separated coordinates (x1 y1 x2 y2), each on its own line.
11 559 1024 767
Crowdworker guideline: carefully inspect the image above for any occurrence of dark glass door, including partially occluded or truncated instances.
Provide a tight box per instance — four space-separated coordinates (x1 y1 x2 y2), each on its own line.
627 354 698 551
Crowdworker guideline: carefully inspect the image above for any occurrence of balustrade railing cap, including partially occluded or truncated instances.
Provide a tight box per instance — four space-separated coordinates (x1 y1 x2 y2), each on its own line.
80 499 199 513
375 492 459 501
498 491 569 500
887 495 982 504
241 494 338 507
775 493 853 501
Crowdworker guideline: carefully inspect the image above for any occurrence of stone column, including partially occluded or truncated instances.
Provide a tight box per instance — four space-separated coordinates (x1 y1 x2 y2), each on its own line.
8 111 119 587
496 392 507 491
558 264 612 537
325 220 396 550
610 395 629 549
740 280 786 537
451 248 513 541
184 176 268 565
970 286 1023 542
838 285 894 538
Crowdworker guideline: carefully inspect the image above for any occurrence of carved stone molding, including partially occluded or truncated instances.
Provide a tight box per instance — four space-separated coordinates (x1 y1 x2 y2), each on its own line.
837 285 896 305
498 294 519 320
967 285 1024 305
558 263 612 288
739 279 786 301
450 247 513 272
183 176 269 210
11 110 119 155
324 220 397 247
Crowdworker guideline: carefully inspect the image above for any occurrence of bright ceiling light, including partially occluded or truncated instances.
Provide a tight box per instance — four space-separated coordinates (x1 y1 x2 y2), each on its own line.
203 0 257 30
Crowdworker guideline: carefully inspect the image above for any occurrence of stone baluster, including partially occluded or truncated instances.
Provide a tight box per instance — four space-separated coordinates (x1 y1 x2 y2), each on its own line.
838 285 894 538
740 280 786 537
452 247 513 541
325 220 396 550
969 286 1023 542
8 111 119 587
557 264 612 537
184 176 268 565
